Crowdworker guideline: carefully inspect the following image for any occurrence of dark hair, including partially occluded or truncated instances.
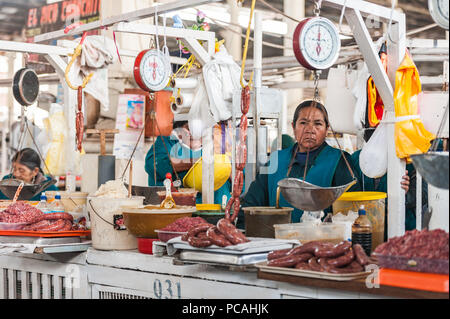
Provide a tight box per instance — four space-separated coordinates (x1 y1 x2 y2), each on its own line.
292 100 329 128
12 148 41 172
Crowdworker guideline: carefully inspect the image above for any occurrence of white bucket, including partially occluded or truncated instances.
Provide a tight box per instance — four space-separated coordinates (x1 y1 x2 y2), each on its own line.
87 196 144 250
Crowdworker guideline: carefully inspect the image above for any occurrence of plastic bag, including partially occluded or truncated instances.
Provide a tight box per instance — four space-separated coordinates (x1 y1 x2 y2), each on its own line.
359 122 388 178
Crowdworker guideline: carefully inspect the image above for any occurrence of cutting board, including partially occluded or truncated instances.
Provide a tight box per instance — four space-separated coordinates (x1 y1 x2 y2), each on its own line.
379 268 449 293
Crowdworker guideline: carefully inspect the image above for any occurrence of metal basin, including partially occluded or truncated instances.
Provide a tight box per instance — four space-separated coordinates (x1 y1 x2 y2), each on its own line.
0 178 56 200
124 184 165 205
277 178 357 211
410 152 449 190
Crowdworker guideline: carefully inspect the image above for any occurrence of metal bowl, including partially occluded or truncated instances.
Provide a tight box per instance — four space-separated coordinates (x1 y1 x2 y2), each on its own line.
277 178 357 212
410 152 449 190
124 184 165 205
0 178 57 200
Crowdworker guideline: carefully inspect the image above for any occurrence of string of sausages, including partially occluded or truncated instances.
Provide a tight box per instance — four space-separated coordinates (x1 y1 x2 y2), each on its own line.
182 218 249 248
224 85 250 223
266 240 372 274
76 86 84 152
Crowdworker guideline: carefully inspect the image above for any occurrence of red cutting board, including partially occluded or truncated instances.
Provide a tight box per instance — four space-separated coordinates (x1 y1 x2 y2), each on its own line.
0 230 91 238
379 268 449 293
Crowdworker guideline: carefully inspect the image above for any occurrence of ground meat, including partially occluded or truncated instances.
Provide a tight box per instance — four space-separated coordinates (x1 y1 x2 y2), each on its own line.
0 202 44 224
374 229 449 260
160 217 207 232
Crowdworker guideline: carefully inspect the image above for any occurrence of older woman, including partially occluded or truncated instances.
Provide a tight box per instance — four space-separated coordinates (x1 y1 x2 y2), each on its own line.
239 100 360 226
0 148 58 201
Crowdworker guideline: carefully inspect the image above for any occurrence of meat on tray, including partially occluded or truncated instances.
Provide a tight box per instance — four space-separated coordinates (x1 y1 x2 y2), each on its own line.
266 240 370 274
160 217 207 232
0 202 75 232
181 218 250 248
374 229 449 260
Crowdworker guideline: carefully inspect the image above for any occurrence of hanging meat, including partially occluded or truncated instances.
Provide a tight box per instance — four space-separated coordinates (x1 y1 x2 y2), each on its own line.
76 86 84 152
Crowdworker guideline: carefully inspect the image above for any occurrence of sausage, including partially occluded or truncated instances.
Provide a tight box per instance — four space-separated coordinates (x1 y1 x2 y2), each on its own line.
23 220 51 231
327 249 355 267
216 218 249 245
267 248 292 261
42 212 74 222
288 241 333 256
206 226 232 247
240 86 250 114
353 243 370 266
307 257 323 272
181 233 189 241
342 260 364 272
267 253 313 268
239 115 248 143
230 198 240 223
224 197 235 220
318 257 362 274
187 236 212 248
39 219 66 232
186 223 213 238
314 240 352 258
76 86 84 152
232 170 244 198
61 220 73 231
294 262 311 270
236 143 247 171
197 231 209 239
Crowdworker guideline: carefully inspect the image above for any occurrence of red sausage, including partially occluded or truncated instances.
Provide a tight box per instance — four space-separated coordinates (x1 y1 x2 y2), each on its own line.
240 86 250 114
186 223 213 238
24 220 51 231
267 253 313 268
236 143 247 171
327 249 355 267
230 198 240 223
232 170 244 198
60 220 73 231
289 241 333 256
206 227 232 247
39 219 66 232
267 248 292 261
216 218 249 245
314 241 352 258
294 262 311 270
353 244 370 266
308 257 323 272
42 213 74 222
187 236 212 248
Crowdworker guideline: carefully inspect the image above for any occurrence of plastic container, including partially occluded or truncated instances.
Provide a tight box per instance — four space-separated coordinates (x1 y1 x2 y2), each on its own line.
46 191 88 213
193 204 224 225
274 222 346 244
0 222 28 230
243 206 293 238
87 196 144 250
155 229 187 242
49 192 65 213
352 205 373 256
333 191 386 251
374 253 449 275
36 192 51 213
157 188 198 207
137 238 158 254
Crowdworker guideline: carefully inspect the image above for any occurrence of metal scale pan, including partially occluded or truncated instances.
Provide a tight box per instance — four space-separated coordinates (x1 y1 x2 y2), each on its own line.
410 152 449 190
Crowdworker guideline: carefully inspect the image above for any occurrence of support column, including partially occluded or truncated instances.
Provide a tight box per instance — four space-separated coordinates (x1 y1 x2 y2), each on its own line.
225 0 242 61
283 0 305 136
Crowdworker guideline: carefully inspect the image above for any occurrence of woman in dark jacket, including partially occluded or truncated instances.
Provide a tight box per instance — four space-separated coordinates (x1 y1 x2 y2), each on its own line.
0 148 58 201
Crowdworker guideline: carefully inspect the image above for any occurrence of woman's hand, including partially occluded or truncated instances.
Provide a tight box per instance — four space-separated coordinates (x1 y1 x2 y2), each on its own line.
401 170 410 193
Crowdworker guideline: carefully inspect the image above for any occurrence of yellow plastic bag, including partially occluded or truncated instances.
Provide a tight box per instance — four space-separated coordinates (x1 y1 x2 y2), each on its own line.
394 51 435 161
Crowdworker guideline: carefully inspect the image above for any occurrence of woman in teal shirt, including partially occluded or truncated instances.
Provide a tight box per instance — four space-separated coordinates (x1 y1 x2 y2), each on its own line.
145 121 231 205
0 148 58 201
239 100 361 228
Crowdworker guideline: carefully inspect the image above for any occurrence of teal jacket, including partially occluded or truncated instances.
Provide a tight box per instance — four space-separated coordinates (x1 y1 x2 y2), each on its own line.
240 143 360 227
351 149 425 232
145 136 232 205
0 174 59 201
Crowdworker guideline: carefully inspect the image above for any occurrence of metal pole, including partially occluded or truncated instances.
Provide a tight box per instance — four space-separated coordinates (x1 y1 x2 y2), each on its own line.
253 11 262 176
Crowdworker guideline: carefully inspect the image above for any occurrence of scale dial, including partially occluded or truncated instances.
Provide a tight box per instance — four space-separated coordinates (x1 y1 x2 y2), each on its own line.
134 49 171 92
429 0 449 30
293 17 341 70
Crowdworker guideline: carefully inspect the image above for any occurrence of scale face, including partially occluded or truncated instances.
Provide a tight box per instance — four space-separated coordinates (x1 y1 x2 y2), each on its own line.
429 0 449 30
293 17 341 70
134 49 171 92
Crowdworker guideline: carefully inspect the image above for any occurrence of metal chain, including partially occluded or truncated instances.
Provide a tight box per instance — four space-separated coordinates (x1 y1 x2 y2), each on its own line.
313 70 321 102
313 0 322 16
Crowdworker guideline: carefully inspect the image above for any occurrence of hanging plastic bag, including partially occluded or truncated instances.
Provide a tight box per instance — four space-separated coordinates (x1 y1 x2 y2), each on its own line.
359 121 388 178
394 51 435 161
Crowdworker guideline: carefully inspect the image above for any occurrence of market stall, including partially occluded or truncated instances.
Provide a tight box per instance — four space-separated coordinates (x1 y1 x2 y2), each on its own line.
0 0 448 301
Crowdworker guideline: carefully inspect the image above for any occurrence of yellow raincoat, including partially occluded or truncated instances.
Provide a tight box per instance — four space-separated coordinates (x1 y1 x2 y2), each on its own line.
394 51 435 162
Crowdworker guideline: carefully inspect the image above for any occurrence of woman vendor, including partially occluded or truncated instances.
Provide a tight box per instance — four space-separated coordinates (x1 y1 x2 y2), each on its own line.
0 148 58 201
239 100 361 228
145 120 232 205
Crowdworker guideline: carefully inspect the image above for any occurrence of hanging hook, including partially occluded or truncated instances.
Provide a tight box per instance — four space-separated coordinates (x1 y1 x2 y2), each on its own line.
64 32 94 90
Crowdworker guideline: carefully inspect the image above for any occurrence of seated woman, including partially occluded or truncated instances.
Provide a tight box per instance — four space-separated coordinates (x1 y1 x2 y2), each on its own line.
0 148 58 201
145 120 232 205
239 100 361 228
